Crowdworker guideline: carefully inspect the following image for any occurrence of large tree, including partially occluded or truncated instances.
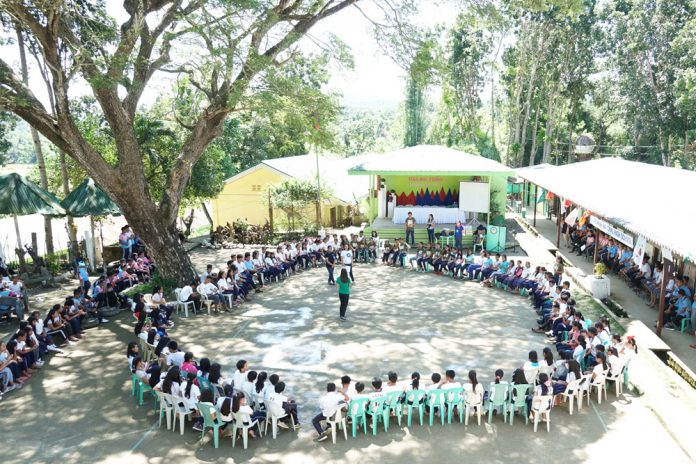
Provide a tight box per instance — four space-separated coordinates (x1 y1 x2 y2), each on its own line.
0 0 368 284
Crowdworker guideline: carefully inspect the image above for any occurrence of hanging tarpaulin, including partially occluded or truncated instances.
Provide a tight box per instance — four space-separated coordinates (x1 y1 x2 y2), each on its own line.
578 210 591 227
589 215 634 248
662 248 673 262
536 188 546 203
632 235 647 265
565 208 579 226
546 191 555 201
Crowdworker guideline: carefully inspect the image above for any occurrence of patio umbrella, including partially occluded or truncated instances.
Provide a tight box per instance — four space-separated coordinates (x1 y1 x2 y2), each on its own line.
61 178 120 272
0 172 65 259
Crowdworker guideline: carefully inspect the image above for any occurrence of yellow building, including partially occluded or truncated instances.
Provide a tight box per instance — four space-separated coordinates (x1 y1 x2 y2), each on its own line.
211 154 371 229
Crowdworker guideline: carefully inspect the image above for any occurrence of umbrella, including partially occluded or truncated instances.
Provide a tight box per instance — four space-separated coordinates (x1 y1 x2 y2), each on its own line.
0 172 65 260
60 178 120 272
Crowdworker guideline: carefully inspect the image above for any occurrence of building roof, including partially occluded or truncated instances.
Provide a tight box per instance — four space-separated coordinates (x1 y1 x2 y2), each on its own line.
516 157 696 260
347 145 514 176
224 153 372 204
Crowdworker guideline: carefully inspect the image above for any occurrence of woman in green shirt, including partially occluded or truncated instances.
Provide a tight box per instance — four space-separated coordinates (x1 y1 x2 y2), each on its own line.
337 269 351 321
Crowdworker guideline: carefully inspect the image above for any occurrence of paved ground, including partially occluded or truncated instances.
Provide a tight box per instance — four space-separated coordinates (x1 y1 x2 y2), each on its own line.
1 256 692 464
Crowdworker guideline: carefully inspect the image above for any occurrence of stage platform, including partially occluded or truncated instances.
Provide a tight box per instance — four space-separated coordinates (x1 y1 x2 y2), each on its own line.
365 217 482 247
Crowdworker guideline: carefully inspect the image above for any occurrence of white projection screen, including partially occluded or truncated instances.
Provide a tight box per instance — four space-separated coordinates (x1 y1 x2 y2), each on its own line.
458 181 490 213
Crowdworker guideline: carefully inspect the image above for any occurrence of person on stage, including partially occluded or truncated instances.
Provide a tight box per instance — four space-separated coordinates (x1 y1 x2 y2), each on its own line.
337 269 352 321
426 214 435 244
325 246 336 285
404 211 416 245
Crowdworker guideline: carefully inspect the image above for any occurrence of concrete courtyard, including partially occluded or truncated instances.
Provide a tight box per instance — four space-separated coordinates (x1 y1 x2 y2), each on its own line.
1 258 692 464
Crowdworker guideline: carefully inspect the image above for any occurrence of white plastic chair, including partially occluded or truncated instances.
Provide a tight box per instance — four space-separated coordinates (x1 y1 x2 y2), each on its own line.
196 284 213 315
221 291 235 309
173 288 193 318
325 405 348 444
524 368 540 385
464 389 483 426
607 364 625 396
154 390 172 430
531 395 553 432
143 293 153 305
263 400 294 439
560 378 583 415
589 371 608 404
166 393 193 435
232 411 262 449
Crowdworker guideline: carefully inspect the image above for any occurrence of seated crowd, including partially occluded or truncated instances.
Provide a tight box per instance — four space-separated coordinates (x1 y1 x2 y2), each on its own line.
566 222 696 338
0 227 157 401
310 334 636 441
129 338 302 442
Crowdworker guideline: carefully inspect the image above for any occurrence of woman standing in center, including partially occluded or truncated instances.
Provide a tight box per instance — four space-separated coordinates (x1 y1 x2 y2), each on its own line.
426 214 435 244
337 269 352 322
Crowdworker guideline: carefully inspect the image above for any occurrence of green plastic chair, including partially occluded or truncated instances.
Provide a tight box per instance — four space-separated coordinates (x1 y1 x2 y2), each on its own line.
348 397 369 437
425 389 446 426
131 373 138 397
680 318 692 334
506 384 531 425
198 375 213 392
366 396 388 435
487 383 508 424
198 402 225 448
444 387 465 424
137 379 157 408
402 389 426 427
383 391 404 427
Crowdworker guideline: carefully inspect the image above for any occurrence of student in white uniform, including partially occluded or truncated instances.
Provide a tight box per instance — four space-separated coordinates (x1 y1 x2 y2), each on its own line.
312 382 348 442
340 243 355 282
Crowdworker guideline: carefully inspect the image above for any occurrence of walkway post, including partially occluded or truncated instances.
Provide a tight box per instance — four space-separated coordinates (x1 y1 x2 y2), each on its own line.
594 231 601 263
556 197 561 248
533 184 538 227
656 257 672 337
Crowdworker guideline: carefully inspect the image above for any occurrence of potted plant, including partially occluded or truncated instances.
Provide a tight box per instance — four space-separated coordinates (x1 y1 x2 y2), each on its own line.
593 262 607 278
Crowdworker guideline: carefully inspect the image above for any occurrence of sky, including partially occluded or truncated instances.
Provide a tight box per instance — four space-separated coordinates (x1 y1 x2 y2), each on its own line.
3 0 457 112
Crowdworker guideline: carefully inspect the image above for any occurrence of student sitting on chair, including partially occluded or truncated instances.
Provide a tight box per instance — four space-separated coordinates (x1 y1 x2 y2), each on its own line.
313 382 348 442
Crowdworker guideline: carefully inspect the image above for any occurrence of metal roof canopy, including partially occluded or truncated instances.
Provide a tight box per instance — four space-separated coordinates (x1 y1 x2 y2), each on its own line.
347 145 514 176
516 157 696 261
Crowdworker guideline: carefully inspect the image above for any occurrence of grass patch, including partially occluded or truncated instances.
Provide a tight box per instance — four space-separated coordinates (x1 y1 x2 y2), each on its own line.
122 273 178 299
574 291 625 335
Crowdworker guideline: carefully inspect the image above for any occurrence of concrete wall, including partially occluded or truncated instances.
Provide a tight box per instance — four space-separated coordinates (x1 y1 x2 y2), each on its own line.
211 165 344 229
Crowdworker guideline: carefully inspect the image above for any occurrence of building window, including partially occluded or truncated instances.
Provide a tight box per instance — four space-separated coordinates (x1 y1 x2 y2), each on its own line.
251 184 262 192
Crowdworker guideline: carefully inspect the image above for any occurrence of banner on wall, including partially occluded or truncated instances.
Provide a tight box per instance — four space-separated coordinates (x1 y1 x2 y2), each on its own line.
632 235 647 265
589 216 634 248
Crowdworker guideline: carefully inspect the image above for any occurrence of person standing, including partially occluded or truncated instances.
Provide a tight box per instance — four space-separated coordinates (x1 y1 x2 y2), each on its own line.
325 246 336 285
404 211 416 245
454 220 464 249
337 269 351 321
426 214 435 244
340 243 354 282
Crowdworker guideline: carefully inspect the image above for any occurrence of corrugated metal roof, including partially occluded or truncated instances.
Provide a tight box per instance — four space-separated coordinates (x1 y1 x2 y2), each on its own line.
516 158 696 259
224 153 373 204
347 145 514 175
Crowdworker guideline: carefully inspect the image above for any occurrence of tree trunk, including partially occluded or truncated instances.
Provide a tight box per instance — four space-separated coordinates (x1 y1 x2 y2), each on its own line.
528 101 541 166
200 201 213 225
657 127 668 166
542 87 558 164
519 59 538 167
16 25 54 255
123 205 198 286
565 98 578 164
59 151 79 260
